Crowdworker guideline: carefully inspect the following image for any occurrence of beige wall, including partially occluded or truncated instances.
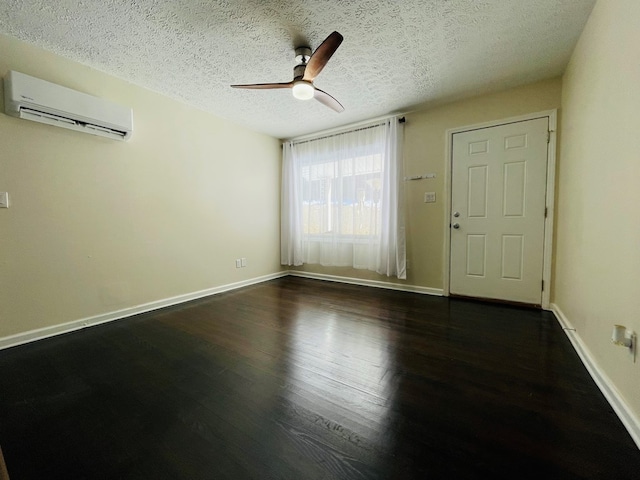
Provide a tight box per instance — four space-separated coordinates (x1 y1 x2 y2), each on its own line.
0 34 282 338
554 0 640 419
294 78 562 290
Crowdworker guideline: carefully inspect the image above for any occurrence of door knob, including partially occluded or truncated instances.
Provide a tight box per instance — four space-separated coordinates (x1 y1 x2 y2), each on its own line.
452 223 460 229
453 211 460 217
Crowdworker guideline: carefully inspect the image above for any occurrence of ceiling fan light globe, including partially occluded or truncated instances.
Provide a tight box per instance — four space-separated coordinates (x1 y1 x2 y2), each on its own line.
292 81 314 100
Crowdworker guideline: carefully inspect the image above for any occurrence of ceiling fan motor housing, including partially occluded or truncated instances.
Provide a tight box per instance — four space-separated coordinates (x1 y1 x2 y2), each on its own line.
295 47 312 65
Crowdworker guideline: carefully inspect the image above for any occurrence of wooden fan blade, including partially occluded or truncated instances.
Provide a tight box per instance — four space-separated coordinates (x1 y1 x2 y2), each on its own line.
314 87 344 113
231 82 293 89
303 31 343 82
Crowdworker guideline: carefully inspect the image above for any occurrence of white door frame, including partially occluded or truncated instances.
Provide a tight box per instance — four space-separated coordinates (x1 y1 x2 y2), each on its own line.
443 110 557 310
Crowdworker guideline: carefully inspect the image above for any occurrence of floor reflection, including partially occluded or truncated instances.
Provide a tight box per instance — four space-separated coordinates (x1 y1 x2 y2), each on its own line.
283 305 399 454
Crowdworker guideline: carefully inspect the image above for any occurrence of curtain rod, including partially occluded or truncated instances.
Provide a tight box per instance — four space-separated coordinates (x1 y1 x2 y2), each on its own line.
286 116 406 146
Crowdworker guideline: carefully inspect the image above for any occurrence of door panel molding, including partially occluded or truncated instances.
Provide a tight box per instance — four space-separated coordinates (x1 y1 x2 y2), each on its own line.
444 110 557 310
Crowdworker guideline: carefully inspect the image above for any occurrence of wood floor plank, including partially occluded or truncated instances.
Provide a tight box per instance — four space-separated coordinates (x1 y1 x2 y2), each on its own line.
0 277 639 479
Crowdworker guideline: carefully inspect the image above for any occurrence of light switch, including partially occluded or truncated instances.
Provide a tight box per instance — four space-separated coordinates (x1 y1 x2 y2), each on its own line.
0 192 9 208
424 192 436 203
241 258 247 267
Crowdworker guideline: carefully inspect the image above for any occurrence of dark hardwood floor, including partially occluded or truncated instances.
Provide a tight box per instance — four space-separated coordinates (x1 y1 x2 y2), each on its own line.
1 277 639 479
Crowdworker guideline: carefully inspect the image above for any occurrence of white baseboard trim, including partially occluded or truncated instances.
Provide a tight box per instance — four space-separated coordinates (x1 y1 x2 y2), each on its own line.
550 303 640 449
0 272 288 351
287 270 444 296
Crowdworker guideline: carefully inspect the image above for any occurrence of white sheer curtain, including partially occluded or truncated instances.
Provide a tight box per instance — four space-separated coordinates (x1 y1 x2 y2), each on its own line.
281 117 406 279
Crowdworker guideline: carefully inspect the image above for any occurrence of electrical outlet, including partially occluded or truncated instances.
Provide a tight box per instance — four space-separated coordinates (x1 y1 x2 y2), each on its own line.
424 192 436 203
0 192 9 208
235 259 241 268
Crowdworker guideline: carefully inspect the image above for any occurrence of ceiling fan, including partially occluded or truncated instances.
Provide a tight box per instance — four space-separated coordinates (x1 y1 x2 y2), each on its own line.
231 31 344 113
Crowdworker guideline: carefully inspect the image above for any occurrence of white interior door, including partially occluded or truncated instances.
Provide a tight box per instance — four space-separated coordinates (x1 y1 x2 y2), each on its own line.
450 118 549 305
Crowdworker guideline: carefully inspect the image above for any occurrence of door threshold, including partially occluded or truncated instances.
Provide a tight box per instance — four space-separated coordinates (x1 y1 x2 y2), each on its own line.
449 293 541 310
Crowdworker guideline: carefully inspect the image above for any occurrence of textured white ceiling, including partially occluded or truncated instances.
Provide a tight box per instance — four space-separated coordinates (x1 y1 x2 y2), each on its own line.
0 0 595 139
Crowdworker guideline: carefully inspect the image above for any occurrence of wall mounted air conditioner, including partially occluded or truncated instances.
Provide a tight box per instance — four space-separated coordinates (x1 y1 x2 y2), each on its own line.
3 71 133 141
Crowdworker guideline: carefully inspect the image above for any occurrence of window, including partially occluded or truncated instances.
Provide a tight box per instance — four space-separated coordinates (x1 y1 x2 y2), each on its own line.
281 117 406 279
302 151 382 238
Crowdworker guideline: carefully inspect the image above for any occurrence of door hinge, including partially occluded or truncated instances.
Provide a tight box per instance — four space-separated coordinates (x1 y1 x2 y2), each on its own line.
547 131 551 143
542 280 544 291
544 207 548 218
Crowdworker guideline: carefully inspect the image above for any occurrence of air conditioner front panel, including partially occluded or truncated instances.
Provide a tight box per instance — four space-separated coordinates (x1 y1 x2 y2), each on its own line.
3 71 133 140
